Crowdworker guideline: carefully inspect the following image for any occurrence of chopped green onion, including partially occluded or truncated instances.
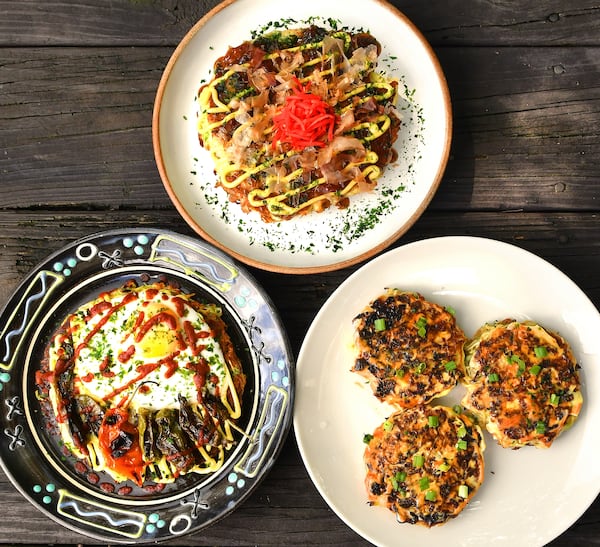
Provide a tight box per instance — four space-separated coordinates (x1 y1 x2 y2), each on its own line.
428 415 439 428
395 368 406 378
383 420 393 432
444 361 457 372
374 318 387 332
438 463 451 472
529 365 541 375
534 346 548 358
535 421 546 434
363 433 373 444
550 393 561 405
414 362 427 374
413 454 425 468
425 489 437 501
391 471 406 491
445 305 456 316
458 484 469 499
488 372 499 382
416 316 427 337
457 425 467 438
453 404 463 414
419 476 430 491
456 439 468 451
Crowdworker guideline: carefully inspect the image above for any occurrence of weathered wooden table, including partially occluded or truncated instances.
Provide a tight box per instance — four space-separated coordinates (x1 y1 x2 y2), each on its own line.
1 0 599 545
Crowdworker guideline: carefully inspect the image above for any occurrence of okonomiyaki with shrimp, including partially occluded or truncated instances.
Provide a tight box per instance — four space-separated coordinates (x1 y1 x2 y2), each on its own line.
35 280 246 486
196 25 401 222
461 319 583 449
352 289 466 407
363 405 485 527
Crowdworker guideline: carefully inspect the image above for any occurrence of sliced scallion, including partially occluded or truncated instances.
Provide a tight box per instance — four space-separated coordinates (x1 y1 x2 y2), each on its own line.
534 346 548 358
419 476 430 491
458 484 469 499
456 439 468 451
425 489 437 501
550 393 561 405
529 364 541 375
488 372 499 382
535 421 546 434
444 361 457 372
374 318 387 332
428 415 439 428
413 454 425 468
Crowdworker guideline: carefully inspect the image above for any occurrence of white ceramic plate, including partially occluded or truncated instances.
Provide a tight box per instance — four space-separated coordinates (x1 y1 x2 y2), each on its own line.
294 236 600 546
153 0 451 273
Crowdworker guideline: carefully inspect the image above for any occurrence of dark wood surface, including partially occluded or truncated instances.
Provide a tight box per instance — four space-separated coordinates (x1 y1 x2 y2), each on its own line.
1 1 599 545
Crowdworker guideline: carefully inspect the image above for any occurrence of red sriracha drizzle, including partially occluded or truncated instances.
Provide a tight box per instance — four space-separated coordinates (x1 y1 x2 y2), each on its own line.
272 78 337 150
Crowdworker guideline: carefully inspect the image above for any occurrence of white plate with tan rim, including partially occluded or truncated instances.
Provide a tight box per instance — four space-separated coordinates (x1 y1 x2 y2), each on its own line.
294 236 600 546
152 0 451 274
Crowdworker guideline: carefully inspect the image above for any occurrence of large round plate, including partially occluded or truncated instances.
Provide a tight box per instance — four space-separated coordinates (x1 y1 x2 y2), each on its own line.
0 229 293 543
294 236 600 546
153 0 451 274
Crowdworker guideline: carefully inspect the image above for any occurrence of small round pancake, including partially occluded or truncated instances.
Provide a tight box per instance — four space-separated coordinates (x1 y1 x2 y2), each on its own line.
352 289 466 407
461 319 583 449
364 405 485 527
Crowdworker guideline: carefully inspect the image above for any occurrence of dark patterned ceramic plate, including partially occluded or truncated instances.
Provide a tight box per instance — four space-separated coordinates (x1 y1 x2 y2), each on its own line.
0 229 293 543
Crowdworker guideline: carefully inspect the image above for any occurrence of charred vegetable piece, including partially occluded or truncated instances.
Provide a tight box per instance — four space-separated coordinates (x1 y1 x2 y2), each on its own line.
75 395 104 436
138 407 159 461
155 407 197 473
178 394 221 449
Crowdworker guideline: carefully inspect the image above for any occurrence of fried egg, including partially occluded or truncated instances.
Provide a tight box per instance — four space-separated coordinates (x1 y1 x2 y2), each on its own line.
363 405 485 527
352 289 466 407
57 284 229 411
461 319 583 449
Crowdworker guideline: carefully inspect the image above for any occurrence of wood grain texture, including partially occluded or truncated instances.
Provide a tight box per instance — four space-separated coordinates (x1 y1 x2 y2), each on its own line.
2 46 599 211
0 0 599 545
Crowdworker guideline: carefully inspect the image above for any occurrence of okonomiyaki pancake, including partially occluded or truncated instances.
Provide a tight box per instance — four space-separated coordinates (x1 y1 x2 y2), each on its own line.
363 405 485 527
35 280 247 486
462 319 583 449
352 290 466 407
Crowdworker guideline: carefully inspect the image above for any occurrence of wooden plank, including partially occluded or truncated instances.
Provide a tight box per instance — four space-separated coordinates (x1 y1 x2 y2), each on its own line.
1 47 599 212
1 0 599 47
1 209 597 332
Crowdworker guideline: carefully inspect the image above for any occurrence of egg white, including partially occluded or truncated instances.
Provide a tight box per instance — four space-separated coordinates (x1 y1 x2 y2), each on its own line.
63 285 228 410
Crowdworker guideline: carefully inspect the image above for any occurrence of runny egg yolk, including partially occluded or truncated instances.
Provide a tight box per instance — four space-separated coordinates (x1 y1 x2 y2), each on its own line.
136 303 181 359
138 321 180 358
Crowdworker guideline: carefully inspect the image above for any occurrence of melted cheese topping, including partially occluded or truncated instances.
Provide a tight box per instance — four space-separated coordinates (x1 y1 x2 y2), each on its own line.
364 406 485 527
462 319 582 449
352 289 466 407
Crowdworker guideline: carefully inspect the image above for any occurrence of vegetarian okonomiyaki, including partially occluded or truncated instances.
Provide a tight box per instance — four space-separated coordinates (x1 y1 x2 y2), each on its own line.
35 280 246 486
461 319 583 449
363 405 485 527
197 25 401 222
352 289 466 407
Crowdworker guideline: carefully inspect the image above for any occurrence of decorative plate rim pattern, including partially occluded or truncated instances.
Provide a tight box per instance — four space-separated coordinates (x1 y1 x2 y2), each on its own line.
0 228 294 543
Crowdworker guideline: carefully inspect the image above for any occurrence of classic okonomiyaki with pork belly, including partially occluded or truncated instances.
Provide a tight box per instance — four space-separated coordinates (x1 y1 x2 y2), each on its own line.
197 25 401 222
352 289 466 407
